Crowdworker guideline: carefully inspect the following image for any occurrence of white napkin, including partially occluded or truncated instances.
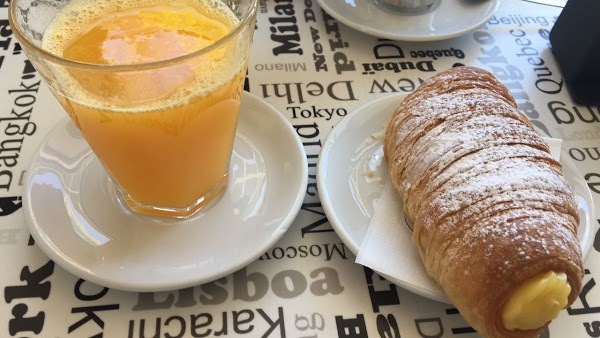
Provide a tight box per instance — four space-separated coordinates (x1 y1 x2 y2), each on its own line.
355 138 563 302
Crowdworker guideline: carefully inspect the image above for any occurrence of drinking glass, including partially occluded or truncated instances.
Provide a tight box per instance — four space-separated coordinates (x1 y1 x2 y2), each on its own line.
10 0 257 219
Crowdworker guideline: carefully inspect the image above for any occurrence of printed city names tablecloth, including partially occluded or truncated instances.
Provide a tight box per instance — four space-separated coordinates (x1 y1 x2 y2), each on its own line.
1 0 599 337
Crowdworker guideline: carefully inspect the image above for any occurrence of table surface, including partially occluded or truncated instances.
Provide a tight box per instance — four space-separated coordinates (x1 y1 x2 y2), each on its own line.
1 0 598 337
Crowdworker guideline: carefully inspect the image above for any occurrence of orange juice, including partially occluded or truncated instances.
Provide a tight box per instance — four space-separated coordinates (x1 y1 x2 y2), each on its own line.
42 0 249 216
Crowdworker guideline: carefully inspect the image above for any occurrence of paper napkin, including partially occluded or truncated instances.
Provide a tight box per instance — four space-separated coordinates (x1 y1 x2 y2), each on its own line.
355 138 563 302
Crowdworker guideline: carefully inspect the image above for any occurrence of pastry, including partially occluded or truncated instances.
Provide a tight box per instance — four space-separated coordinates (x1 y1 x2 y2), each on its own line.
384 66 584 338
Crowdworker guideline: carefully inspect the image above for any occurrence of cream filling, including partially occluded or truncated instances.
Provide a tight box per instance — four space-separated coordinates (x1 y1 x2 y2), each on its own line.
502 271 571 331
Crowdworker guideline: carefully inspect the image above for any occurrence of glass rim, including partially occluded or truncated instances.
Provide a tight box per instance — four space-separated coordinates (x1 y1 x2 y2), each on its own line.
8 0 258 71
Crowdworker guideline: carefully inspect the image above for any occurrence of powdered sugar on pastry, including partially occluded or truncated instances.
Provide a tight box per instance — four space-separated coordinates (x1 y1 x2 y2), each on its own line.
383 66 584 338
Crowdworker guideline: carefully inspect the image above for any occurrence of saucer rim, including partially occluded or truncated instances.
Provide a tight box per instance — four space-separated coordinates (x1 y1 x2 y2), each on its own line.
316 0 501 41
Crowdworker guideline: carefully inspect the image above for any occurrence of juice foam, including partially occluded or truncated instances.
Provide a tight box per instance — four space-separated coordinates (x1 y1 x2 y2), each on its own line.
42 0 242 112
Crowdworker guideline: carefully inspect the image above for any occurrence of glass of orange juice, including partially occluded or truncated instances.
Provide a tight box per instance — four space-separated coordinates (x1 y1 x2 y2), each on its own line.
10 0 257 218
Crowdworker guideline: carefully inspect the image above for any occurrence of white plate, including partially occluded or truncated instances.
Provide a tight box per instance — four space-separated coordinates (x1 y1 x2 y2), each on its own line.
316 0 500 41
23 92 307 292
317 93 597 301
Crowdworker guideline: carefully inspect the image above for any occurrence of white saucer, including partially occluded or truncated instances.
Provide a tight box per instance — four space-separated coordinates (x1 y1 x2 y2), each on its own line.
317 93 597 301
23 92 307 292
316 0 500 41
